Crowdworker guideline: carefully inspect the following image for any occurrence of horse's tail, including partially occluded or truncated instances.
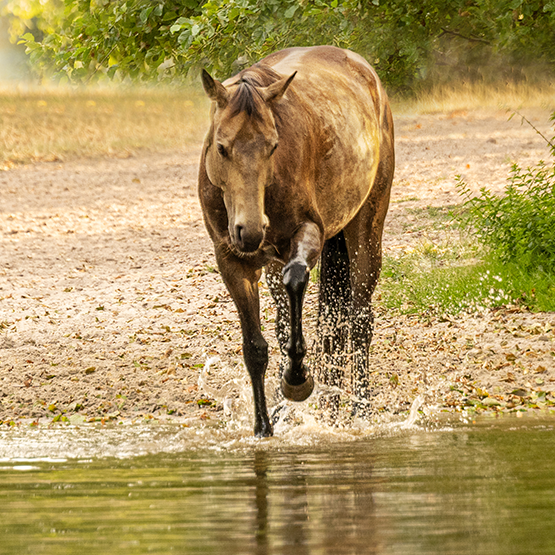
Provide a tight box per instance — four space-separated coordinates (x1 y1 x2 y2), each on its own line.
317 231 352 377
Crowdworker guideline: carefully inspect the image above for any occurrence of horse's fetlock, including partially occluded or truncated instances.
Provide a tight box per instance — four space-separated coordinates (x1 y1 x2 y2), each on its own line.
286 337 306 361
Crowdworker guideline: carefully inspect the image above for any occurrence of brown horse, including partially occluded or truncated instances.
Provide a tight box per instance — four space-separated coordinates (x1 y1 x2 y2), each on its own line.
199 46 394 437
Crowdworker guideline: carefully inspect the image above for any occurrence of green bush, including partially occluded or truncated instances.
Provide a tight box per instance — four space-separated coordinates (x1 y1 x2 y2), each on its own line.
378 115 555 316
456 113 555 273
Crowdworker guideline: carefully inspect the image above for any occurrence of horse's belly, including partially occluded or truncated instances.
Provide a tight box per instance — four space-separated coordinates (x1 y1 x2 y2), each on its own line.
316 125 380 239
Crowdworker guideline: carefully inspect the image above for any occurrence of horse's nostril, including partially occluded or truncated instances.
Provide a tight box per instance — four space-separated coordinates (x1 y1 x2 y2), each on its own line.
234 224 263 252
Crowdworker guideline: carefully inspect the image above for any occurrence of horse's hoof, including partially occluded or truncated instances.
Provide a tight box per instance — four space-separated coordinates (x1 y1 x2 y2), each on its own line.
281 374 314 402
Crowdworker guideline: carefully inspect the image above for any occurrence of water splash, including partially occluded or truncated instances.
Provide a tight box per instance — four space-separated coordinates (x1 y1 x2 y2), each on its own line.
0 367 440 461
197 356 254 432
197 355 428 443
397 395 425 429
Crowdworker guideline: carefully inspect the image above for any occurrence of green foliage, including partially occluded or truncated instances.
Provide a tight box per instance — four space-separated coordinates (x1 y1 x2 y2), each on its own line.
12 1 205 82
6 0 555 89
379 253 555 314
457 113 555 273
1 0 64 42
457 163 555 272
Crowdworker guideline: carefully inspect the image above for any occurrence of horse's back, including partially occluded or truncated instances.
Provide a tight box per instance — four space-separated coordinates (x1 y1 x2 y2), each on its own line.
261 46 393 239
263 46 389 129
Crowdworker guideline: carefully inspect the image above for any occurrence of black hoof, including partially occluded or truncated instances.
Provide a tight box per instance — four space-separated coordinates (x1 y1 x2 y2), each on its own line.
281 374 314 402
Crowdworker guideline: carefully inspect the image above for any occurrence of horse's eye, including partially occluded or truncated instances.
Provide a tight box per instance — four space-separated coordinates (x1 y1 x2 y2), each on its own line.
217 143 228 158
270 143 278 156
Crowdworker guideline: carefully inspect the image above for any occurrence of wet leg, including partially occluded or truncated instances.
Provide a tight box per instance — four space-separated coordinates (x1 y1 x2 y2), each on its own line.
265 260 289 377
343 171 392 406
280 222 322 402
317 232 351 419
215 247 272 437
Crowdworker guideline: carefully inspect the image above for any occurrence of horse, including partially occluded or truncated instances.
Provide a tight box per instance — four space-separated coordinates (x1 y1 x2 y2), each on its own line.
198 45 394 437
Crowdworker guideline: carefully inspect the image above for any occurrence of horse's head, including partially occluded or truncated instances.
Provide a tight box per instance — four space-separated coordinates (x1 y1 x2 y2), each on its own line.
201 69 295 253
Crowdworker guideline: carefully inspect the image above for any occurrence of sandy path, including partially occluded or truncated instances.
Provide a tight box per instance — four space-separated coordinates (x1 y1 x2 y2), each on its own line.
1 109 554 426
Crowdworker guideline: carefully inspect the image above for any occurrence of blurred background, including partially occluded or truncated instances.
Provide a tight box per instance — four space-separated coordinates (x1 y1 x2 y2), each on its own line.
0 12 28 82
1 0 554 167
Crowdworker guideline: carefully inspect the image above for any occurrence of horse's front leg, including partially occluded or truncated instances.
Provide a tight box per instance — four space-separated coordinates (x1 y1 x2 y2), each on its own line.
215 246 272 437
281 222 323 402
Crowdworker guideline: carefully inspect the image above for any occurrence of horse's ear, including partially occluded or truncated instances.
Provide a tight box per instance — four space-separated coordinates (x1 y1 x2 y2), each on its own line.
201 69 228 109
261 72 296 103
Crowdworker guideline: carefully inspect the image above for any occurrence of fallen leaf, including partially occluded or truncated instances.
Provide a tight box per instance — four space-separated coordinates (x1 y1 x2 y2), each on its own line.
511 388 528 397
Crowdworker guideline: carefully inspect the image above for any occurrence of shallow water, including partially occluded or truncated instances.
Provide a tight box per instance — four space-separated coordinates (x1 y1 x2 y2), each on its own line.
1 416 554 554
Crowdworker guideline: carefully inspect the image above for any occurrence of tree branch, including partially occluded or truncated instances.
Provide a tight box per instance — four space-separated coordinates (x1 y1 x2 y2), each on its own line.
511 110 555 151
439 28 491 45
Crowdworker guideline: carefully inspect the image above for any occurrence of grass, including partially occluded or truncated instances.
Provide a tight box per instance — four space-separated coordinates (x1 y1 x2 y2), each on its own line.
379 250 555 315
392 80 555 114
377 212 555 315
0 84 209 167
2 79 554 168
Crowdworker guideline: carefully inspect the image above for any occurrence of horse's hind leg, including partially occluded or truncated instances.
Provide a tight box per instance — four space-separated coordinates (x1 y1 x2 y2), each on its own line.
343 166 392 403
264 261 291 424
317 232 351 418
318 232 351 381
265 260 290 379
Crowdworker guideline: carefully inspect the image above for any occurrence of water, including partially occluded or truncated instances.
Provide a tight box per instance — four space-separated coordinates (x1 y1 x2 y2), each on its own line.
1 416 554 554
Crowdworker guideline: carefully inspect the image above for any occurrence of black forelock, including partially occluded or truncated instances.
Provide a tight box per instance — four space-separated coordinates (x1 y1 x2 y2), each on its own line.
227 65 282 121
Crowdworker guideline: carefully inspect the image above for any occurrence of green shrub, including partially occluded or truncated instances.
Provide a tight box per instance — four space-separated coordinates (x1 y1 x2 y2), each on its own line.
456 112 555 273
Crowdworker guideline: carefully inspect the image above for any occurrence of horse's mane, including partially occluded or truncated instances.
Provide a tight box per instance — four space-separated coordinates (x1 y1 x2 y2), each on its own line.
228 65 283 121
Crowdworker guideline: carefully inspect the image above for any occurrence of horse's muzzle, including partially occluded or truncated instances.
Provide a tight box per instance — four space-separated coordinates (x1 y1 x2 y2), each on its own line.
233 224 265 253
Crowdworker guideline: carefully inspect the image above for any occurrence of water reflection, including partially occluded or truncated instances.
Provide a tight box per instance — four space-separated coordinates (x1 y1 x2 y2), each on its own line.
254 451 270 554
1 419 555 554
197 446 381 555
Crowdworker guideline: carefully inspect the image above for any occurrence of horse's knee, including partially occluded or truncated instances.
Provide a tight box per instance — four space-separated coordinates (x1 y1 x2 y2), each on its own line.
282 261 309 295
243 337 269 376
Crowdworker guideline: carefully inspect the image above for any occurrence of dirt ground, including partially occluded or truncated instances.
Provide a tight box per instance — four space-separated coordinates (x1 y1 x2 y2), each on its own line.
1 108 555 428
